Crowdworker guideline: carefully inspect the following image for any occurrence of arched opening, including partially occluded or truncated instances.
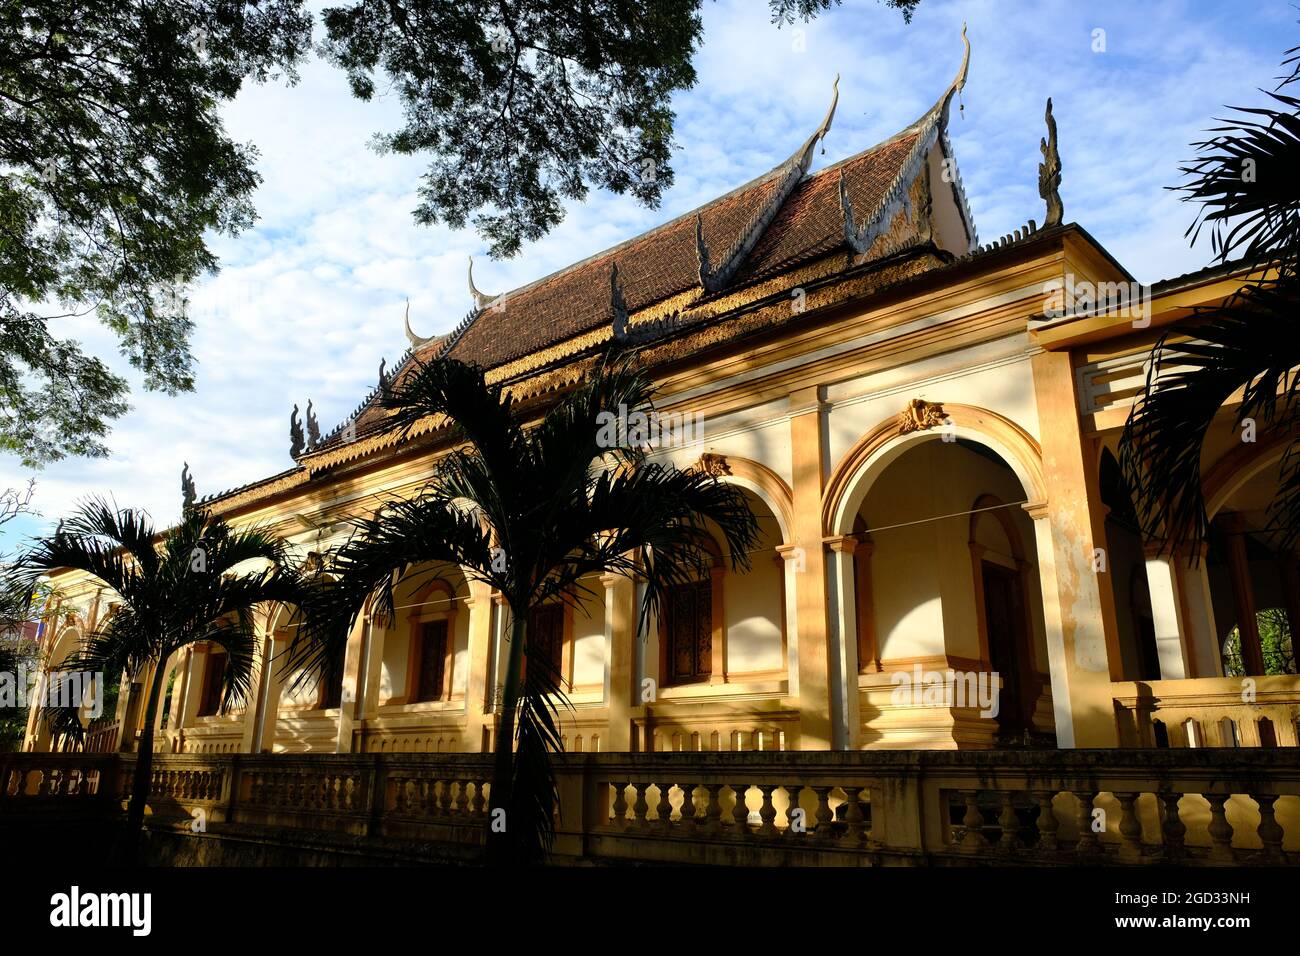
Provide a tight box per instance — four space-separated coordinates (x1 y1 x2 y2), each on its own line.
638 481 790 752
1097 448 1162 681
848 434 1052 748
1205 452 1300 677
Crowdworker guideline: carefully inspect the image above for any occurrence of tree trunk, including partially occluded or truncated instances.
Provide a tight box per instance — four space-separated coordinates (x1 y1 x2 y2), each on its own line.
486 612 526 865
117 657 168 865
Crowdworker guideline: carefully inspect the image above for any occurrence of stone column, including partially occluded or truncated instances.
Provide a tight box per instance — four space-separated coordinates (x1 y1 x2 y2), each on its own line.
825 535 861 750
789 385 834 750
776 544 803 699
602 572 636 751
632 578 654 751
253 631 291 754
463 581 494 753
1177 543 1222 678
363 610 388 716
114 671 140 753
334 614 369 752
484 592 508 752
1141 541 1222 680
1026 502 1118 747
164 647 194 753
239 629 271 754
1142 543 1190 680
1220 512 1264 675
1029 351 1119 746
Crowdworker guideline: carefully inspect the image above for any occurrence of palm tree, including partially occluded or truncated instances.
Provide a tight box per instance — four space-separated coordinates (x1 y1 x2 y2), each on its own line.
11 498 309 861
292 355 760 864
1120 41 1300 554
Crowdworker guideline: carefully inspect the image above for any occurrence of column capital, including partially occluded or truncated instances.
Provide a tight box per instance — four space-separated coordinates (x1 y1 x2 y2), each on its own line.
787 384 828 417
1141 540 1170 561
775 543 816 565
822 534 859 556
1021 500 1050 520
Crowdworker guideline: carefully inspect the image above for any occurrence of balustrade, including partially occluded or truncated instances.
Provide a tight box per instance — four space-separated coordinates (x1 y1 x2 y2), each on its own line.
2 749 1299 866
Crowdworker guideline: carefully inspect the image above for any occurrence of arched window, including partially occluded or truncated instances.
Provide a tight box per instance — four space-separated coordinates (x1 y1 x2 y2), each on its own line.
660 537 725 687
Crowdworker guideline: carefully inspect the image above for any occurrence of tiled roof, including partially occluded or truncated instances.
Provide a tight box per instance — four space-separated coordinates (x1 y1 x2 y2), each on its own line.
446 175 785 369
326 130 931 446
267 31 984 476
739 131 921 282
426 129 926 375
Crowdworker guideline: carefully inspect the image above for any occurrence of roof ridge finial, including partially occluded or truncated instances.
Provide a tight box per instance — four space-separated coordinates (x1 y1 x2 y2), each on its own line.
290 404 304 459
913 22 970 131
468 256 500 311
695 213 713 290
610 261 630 340
1039 97 1063 227
181 462 196 512
953 22 970 100
793 73 839 176
404 298 435 348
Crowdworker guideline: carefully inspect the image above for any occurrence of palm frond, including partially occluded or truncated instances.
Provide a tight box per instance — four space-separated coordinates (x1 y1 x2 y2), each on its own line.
582 463 761 626
1120 277 1300 553
1171 90 1300 269
288 492 495 690
383 358 529 486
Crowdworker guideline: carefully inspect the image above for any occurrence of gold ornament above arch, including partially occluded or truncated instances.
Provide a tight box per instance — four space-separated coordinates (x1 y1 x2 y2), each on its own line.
822 401 1047 537
702 453 795 545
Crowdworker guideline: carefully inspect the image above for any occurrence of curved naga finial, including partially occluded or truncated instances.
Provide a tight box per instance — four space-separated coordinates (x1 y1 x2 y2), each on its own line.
792 73 839 176
289 404 304 459
181 462 196 512
1039 97 1063 228
928 22 970 124
467 256 500 311
698 73 840 295
305 400 321 448
953 22 971 101
404 298 435 348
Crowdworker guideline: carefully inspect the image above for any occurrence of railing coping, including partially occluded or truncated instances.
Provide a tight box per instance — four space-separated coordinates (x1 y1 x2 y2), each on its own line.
11 748 1300 774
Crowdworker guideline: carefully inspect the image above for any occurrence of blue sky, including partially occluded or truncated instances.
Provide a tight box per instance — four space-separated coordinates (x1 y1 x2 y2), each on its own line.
1 0 1294 549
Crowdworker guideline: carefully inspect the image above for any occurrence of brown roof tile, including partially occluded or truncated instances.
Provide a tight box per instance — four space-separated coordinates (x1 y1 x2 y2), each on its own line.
312 124 936 456
445 175 784 369
443 132 920 371
739 131 921 281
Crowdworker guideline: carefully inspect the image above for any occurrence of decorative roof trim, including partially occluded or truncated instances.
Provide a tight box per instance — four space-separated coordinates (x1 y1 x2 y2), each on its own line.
404 299 436 348
697 74 840 294
938 124 979 251
468 256 500 311
841 24 975 261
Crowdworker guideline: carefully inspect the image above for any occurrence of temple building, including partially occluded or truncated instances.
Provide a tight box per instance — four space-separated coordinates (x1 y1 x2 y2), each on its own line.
22 30 1298 763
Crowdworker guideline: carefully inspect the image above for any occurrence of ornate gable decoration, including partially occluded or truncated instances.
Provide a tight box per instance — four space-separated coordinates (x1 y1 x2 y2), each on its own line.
696 452 732 477
898 398 947 434
841 24 975 264
695 75 840 294
1039 97 1063 228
